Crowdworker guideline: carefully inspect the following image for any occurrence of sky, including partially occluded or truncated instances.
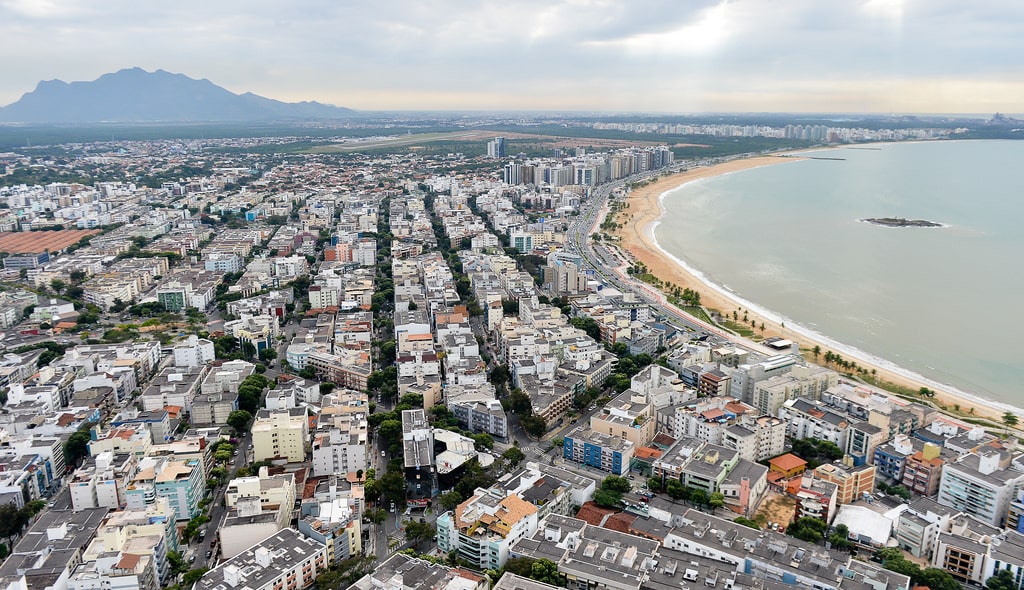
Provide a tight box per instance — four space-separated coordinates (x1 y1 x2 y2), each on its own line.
1 0 1022 113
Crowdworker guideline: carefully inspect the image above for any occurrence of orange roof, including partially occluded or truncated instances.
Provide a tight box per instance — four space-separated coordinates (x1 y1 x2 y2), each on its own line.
575 502 616 526
605 512 637 533
769 453 808 471
116 553 141 570
55 321 77 328
634 447 663 460
724 401 749 414
702 408 726 420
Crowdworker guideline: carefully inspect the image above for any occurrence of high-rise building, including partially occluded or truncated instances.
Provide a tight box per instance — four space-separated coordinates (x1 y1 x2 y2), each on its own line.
487 137 506 158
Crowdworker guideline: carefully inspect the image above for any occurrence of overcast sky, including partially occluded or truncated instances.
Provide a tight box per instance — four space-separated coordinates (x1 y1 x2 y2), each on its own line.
1 0 1021 113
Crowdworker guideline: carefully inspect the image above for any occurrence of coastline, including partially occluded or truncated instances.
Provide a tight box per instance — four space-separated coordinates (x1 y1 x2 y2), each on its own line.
611 155 1022 424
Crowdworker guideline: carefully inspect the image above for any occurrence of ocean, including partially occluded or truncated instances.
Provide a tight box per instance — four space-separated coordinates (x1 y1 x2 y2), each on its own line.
655 140 1024 409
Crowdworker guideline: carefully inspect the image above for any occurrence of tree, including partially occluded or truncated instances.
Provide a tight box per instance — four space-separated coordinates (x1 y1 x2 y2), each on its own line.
985 569 1018 590
528 559 565 587
689 489 708 508
0 504 30 548
50 279 66 294
405 520 436 548
917 569 961 590
811 345 821 360
593 488 623 508
64 428 94 467
258 347 277 363
601 475 632 494
733 517 761 530
828 524 853 551
786 517 828 544
378 420 403 452
227 410 252 433
379 470 406 506
1003 411 1019 432
440 491 463 511
709 492 725 513
521 415 546 438
182 568 209 587
472 433 494 450
502 447 526 468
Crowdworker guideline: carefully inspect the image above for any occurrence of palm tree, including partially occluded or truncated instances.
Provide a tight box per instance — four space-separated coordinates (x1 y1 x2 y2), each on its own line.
1003 411 1019 436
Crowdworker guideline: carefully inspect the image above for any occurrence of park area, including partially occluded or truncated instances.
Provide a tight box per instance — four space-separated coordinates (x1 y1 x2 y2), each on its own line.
0 229 99 253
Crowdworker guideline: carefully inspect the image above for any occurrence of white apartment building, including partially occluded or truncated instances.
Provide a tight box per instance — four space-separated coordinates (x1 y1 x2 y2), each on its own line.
172 335 215 367
937 448 1024 527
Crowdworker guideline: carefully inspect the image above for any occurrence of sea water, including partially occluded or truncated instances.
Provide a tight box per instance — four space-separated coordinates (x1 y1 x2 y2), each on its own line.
656 140 1024 407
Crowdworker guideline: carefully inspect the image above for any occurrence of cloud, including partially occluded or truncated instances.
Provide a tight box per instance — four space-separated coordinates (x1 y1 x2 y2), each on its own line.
0 0 1021 112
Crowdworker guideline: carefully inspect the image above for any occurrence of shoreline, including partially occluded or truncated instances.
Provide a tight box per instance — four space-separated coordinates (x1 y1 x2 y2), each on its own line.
611 153 1023 424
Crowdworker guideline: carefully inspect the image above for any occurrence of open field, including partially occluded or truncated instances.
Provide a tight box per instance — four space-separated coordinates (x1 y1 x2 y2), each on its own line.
0 229 100 253
752 491 796 527
302 131 488 153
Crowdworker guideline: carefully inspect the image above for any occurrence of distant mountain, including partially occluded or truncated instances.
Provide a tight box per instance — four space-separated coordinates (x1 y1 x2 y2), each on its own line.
0 67 357 123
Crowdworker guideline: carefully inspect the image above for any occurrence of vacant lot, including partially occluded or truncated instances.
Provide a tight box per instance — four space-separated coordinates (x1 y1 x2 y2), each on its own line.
753 491 797 528
0 230 100 254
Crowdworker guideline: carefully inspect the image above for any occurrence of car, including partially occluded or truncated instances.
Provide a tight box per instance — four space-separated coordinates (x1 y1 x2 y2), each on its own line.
381 450 386 456
205 550 212 559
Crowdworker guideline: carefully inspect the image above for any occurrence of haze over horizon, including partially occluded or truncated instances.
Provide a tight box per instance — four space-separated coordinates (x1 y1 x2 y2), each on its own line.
1 0 1022 114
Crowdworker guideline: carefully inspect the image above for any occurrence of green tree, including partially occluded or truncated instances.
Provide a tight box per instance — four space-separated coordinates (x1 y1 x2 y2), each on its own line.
917 569 961 590
528 559 565 587
64 427 94 467
440 491 463 511
786 517 828 544
472 433 494 450
0 504 30 548
379 470 406 506
829 524 854 551
521 415 546 438
405 520 436 549
227 410 252 433
1003 411 1019 432
733 517 761 530
378 420 403 453
689 489 708 508
502 446 526 468
593 488 623 508
601 475 632 493
709 492 725 513
985 569 1018 590
182 568 209 586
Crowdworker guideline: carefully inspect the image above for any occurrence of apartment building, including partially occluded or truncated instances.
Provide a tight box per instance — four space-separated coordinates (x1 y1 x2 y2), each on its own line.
194 529 328 590
252 408 310 463
563 427 634 476
937 448 1024 527
436 487 539 570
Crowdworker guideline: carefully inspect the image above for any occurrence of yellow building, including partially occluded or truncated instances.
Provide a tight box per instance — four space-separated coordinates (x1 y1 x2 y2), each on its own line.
251 408 309 463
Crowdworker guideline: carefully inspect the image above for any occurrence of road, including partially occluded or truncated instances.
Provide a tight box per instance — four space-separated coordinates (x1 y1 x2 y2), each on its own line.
565 164 777 359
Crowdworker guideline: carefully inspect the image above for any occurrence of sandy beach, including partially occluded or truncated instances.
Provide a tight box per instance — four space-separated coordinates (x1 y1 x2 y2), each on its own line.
610 156 1017 424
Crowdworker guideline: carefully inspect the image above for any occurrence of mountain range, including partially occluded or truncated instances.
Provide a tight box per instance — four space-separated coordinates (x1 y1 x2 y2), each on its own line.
0 68 357 123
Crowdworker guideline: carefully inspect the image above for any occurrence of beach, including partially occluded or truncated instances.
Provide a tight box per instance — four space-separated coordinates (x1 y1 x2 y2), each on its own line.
611 156 1016 424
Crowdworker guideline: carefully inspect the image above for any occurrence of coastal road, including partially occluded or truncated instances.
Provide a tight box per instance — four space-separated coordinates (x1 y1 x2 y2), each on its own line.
567 162 778 358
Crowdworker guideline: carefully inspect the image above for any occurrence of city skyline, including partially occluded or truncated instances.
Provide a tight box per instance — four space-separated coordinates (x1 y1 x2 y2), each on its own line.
1 0 1022 114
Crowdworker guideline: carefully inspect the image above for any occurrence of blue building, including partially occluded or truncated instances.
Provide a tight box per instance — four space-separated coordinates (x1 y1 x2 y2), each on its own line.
563 427 634 476
873 435 917 483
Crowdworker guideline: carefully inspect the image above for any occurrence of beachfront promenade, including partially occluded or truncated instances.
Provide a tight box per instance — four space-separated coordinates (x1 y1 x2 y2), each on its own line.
565 160 776 360
570 155 1022 429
